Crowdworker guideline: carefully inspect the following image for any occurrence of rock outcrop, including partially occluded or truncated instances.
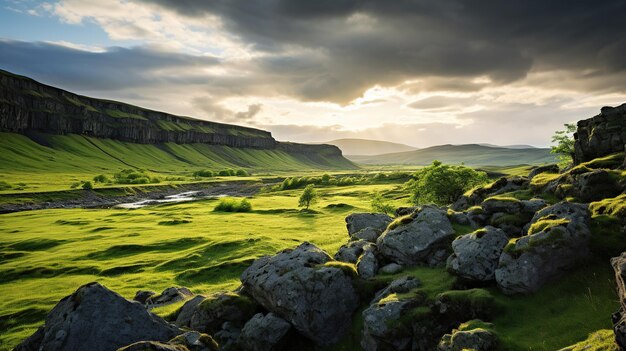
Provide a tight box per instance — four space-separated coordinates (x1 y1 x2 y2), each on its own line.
377 206 455 266
574 103 626 164
240 242 360 346
612 252 626 348
15 282 181 351
495 202 591 294
0 69 347 160
447 226 508 282
346 213 393 241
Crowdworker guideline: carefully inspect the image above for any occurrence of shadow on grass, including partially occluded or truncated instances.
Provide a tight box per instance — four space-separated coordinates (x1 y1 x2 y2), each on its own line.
84 237 208 260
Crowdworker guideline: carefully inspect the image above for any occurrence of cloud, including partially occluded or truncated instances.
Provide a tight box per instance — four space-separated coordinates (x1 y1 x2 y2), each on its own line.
140 0 626 103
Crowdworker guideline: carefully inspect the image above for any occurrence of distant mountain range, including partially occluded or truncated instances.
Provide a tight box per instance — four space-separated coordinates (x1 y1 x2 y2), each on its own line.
316 138 418 156
346 144 557 167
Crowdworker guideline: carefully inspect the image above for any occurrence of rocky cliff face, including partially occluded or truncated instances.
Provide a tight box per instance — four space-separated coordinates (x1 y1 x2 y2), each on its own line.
574 103 626 164
0 69 343 157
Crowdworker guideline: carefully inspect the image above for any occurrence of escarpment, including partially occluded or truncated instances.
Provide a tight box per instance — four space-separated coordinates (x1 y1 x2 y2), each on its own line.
0 69 342 158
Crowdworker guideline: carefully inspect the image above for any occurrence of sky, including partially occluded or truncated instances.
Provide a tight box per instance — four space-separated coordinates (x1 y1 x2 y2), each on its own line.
1 0 625 147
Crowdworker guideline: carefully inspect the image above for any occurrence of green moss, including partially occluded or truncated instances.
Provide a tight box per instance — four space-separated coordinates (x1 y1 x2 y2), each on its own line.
589 215 626 258
322 261 358 277
387 214 414 231
590 194 626 219
458 319 495 332
560 329 619 351
530 172 561 189
491 213 530 227
467 205 484 214
436 288 496 317
452 223 474 237
528 216 570 235
484 196 522 203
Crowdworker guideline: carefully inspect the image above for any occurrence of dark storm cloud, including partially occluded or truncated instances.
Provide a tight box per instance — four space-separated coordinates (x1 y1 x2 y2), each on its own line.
0 39 220 92
143 0 626 102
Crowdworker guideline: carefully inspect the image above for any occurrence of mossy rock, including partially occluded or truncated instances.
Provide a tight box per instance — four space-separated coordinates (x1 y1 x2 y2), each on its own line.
528 215 570 235
435 288 497 320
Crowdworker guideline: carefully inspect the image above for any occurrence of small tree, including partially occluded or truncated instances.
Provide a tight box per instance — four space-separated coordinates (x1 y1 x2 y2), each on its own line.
407 160 489 205
371 192 395 215
82 181 93 190
298 184 318 210
321 173 331 184
551 123 576 166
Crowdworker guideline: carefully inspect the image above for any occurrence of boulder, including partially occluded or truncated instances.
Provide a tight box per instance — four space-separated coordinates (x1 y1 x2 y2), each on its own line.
213 322 241 350
146 287 193 309
353 227 383 242
451 177 528 211
520 198 548 214
377 206 455 266
357 243 379 279
396 207 418 217
334 239 369 263
174 295 207 327
189 292 258 335
361 298 421 351
495 202 591 294
379 263 404 275
117 332 218 351
573 169 623 202
573 103 626 164
346 213 392 236
438 328 497 351
240 242 360 346
372 276 422 304
528 164 560 180
237 313 292 351
134 290 156 304
612 252 626 348
14 282 181 351
481 197 523 215
447 226 509 282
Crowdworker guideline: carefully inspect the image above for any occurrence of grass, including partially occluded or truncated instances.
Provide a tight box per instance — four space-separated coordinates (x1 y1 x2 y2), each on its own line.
0 183 403 350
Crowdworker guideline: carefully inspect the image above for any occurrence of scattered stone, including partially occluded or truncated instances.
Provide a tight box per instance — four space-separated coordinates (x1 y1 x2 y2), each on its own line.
377 205 455 266
237 313 292 351
353 227 382 242
346 213 393 236
447 226 508 282
380 263 403 275
240 242 360 346
496 202 591 294
438 328 498 351
451 177 528 211
117 332 218 351
146 287 193 309
189 292 258 335
361 298 421 351
174 295 207 327
134 290 156 304
334 239 369 263
357 243 379 279
372 276 422 303
481 197 523 215
14 282 181 351
528 164 560 180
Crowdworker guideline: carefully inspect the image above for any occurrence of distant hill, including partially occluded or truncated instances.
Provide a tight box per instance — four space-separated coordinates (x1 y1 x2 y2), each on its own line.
346 144 557 166
0 69 356 171
318 138 418 156
478 143 539 149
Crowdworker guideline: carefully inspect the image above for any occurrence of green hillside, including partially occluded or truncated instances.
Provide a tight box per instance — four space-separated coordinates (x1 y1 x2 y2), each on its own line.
347 144 557 166
0 132 356 191
318 138 418 156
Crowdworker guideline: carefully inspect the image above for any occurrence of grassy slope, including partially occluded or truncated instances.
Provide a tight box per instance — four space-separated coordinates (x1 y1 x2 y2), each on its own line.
0 132 356 192
347 144 557 166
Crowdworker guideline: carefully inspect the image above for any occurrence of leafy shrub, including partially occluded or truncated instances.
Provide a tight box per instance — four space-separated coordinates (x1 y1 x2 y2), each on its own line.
93 174 109 183
371 192 395 215
235 169 250 177
193 170 215 178
214 198 252 212
406 160 489 205
551 123 576 166
113 169 160 184
82 181 93 190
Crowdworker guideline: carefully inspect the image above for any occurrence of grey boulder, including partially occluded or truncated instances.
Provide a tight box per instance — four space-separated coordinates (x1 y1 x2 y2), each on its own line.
237 313 292 351
357 243 379 279
174 295 207 327
346 213 392 236
146 287 193 309
240 242 360 346
377 206 455 266
447 226 509 282
14 282 181 351
438 328 497 351
495 202 591 294
334 239 369 263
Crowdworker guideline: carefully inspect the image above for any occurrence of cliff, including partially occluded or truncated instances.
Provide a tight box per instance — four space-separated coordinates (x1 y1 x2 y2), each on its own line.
574 103 626 164
0 69 344 159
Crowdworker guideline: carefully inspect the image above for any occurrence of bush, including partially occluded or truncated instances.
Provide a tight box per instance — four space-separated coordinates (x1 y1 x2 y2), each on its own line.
298 184 318 210
406 160 489 205
213 198 253 212
235 169 250 177
93 174 109 183
371 193 395 215
113 169 159 184
193 170 215 178
82 181 93 190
